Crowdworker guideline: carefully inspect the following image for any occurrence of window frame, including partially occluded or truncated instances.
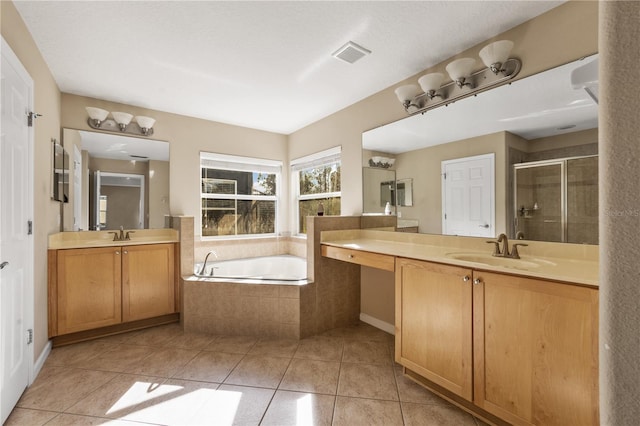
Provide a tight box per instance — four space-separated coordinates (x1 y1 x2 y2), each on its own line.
290 146 342 235
200 152 282 239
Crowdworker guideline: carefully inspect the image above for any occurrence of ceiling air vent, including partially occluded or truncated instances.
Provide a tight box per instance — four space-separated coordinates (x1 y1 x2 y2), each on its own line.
332 41 371 64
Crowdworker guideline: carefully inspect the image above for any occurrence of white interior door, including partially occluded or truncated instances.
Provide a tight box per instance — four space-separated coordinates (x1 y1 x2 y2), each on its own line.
93 170 101 230
1 37 34 424
73 145 82 231
442 153 495 237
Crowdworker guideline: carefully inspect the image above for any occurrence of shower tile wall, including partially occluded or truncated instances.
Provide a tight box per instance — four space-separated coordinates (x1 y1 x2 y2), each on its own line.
516 165 563 242
567 157 598 244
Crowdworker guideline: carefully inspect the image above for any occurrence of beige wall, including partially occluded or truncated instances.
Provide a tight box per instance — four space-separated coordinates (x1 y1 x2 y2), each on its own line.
1 1 62 359
61 93 289 237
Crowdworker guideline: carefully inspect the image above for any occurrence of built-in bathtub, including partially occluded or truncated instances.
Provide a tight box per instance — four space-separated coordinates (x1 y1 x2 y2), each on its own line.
193 254 307 283
183 254 310 339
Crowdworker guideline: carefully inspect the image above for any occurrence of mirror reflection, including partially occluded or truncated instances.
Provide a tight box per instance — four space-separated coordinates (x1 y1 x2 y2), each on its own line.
62 129 170 231
362 55 598 244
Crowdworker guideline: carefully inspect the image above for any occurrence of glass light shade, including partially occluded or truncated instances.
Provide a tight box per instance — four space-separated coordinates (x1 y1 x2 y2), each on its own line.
85 107 109 121
479 40 514 68
111 111 133 126
135 116 156 129
386 158 396 166
418 73 444 93
446 58 476 81
394 84 420 103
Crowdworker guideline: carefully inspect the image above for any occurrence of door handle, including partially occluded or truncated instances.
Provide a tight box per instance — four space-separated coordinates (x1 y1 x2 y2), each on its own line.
0 261 8 270
479 224 489 228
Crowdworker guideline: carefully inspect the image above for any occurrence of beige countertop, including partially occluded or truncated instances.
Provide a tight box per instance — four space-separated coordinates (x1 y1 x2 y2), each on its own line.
49 229 179 250
321 230 598 288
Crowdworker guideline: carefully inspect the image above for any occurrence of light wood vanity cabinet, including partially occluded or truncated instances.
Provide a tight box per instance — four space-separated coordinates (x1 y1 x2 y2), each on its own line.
473 271 599 426
55 247 123 335
49 243 177 341
395 257 599 426
395 258 473 400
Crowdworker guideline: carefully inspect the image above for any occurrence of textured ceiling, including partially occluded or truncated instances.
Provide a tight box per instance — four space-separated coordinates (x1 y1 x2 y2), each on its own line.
14 1 564 134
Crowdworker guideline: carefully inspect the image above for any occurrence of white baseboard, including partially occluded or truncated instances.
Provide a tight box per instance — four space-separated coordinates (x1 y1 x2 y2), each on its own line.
32 340 52 384
360 313 395 335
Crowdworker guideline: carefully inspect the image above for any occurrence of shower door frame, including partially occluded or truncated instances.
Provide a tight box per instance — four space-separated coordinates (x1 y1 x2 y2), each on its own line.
513 154 598 243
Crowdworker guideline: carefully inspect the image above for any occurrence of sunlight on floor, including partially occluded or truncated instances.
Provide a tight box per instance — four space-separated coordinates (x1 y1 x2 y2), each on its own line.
107 381 242 425
296 393 315 425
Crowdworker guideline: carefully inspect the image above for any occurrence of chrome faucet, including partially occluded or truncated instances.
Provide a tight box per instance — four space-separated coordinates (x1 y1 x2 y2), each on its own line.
199 250 218 276
487 233 528 259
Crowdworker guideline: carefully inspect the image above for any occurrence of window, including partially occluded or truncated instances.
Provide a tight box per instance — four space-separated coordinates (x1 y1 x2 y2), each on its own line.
201 153 281 237
291 147 341 234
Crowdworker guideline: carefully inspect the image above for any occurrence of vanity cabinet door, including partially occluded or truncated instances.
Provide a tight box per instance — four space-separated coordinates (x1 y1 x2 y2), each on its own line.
395 257 473 400
122 243 175 322
56 247 122 334
473 271 599 426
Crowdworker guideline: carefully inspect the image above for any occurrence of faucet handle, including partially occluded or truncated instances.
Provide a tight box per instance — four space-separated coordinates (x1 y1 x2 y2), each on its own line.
125 231 135 240
510 243 528 259
486 240 501 256
108 231 120 241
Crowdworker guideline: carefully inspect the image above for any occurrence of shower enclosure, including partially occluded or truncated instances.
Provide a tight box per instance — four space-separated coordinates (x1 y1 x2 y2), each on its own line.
514 156 598 244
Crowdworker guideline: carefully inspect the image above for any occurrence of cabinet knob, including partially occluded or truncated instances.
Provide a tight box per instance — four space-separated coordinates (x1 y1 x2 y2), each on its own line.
462 275 470 282
473 278 482 285
348 254 354 259
115 251 120 255
123 250 128 254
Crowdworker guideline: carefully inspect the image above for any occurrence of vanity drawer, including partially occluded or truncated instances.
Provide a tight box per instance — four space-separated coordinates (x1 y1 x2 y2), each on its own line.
321 245 395 272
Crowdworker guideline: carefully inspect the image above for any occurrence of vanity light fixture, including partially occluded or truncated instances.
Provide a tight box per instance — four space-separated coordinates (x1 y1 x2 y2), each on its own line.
85 107 156 137
111 112 133 131
395 39 521 115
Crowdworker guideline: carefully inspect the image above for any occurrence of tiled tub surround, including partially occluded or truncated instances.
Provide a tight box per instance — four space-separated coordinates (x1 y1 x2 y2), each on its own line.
183 216 379 340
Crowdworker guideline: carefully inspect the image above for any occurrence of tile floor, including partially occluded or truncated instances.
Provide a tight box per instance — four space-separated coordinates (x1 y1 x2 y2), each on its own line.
6 322 485 426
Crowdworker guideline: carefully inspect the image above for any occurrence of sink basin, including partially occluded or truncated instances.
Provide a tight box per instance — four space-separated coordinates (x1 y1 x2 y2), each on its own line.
445 253 555 270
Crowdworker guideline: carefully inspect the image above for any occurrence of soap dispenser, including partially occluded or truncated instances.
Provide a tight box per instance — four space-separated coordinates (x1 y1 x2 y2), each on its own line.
384 202 391 215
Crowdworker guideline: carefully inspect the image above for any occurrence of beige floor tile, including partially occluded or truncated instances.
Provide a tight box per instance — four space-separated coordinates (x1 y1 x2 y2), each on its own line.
163 332 216 350
294 337 343 362
128 347 199 377
401 402 477 426
261 390 335 426
337 363 399 401
279 358 340 395
248 338 299 358
45 340 115 367
203 335 258 354
66 373 168 419
93 333 133 345
215 384 275 425
333 396 403 426
73 344 156 373
394 366 452 405
342 340 391 365
173 351 243 383
45 413 144 425
119 323 183 347
17 366 116 412
3 407 58 426
224 355 291 388
322 323 394 343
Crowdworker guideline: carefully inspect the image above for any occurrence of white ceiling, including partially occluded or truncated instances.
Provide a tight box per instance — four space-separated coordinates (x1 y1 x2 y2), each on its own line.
79 130 169 161
363 55 599 154
14 1 564 135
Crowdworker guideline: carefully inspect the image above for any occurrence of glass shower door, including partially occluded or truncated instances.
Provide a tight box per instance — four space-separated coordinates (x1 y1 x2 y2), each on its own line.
514 162 564 242
566 156 598 244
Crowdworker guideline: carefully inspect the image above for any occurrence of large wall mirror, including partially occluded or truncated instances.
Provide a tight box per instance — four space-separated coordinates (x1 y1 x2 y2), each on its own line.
362 54 598 244
62 129 170 231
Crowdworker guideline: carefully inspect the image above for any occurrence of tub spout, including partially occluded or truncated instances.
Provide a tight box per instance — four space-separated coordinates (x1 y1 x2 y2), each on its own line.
199 250 218 276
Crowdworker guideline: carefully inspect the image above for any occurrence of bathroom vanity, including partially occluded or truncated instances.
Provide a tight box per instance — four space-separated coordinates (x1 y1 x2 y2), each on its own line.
321 229 598 426
47 229 180 346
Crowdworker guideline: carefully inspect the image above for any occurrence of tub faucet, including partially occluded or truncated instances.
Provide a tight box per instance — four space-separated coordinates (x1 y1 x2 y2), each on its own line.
199 250 218 276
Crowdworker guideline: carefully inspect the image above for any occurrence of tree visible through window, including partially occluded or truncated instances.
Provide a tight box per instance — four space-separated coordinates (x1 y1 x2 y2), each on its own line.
201 155 280 237
294 150 341 234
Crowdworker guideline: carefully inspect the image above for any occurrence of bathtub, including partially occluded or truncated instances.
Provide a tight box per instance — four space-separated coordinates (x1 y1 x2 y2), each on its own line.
193 254 307 282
